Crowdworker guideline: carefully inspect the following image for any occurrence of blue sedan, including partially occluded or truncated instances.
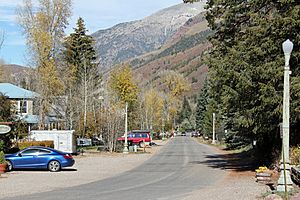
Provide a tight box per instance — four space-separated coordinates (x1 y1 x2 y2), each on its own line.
5 146 75 172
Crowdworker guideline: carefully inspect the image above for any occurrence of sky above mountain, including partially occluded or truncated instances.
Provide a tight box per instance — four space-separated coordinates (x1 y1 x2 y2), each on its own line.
0 0 182 66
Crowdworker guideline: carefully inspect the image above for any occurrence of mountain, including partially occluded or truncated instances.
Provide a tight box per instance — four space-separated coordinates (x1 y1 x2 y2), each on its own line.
1 64 33 87
129 12 211 98
92 2 207 71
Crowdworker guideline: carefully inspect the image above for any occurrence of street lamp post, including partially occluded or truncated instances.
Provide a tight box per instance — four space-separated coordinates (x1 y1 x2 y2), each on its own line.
162 120 166 141
277 39 294 192
123 102 129 154
212 113 216 144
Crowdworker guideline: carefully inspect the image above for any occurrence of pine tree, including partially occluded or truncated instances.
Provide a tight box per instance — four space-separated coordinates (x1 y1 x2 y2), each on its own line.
178 96 192 124
202 1 300 154
0 93 11 122
64 17 101 136
195 79 208 131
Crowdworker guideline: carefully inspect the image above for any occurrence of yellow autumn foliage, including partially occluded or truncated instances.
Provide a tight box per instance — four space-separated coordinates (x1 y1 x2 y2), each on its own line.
144 88 164 130
109 64 139 104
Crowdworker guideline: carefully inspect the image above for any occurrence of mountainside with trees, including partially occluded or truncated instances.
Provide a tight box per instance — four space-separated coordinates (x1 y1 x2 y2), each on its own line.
92 2 207 71
130 12 211 98
0 64 34 87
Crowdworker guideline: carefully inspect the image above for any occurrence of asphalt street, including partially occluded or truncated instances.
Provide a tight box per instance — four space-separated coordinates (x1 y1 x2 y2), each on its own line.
4 137 227 200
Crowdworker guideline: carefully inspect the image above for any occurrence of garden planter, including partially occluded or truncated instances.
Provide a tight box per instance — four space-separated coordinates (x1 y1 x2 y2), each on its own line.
255 166 272 184
0 163 7 173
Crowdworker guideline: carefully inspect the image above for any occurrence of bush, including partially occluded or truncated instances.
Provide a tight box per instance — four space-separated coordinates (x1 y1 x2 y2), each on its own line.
152 132 162 140
17 141 54 150
291 146 300 165
0 151 5 164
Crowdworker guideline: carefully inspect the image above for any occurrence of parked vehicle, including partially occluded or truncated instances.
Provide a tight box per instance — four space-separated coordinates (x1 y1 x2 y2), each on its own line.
191 132 199 137
91 138 104 146
181 132 186 136
30 130 76 154
77 138 92 146
117 130 151 147
5 146 75 172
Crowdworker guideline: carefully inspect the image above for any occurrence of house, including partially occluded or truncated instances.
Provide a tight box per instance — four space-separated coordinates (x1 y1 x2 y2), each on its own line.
0 83 36 117
0 83 64 131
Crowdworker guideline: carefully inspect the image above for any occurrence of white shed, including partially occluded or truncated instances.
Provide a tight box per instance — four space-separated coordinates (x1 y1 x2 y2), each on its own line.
29 130 76 153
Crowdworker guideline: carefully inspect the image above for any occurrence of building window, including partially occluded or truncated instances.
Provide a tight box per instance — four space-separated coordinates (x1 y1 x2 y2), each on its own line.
10 100 18 114
20 100 27 114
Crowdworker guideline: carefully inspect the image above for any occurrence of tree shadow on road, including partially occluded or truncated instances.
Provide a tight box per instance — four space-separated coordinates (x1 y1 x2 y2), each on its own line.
190 149 259 172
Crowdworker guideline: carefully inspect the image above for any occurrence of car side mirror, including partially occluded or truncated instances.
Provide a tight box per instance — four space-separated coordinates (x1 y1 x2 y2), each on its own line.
18 153 22 157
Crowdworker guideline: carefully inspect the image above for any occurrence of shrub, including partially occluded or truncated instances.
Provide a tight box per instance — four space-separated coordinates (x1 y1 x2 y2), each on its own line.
0 151 5 164
17 141 54 150
290 146 300 165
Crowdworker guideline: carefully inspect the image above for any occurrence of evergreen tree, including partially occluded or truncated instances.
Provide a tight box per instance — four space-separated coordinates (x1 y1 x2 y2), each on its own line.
178 96 192 124
203 1 300 156
0 93 13 152
0 93 11 122
195 79 208 131
64 17 101 136
64 17 99 85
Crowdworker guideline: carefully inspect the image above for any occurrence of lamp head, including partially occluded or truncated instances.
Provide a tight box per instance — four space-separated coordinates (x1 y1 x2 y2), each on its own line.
282 39 293 67
282 39 293 54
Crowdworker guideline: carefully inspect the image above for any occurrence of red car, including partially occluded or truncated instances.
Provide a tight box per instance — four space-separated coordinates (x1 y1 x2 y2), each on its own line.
117 130 151 147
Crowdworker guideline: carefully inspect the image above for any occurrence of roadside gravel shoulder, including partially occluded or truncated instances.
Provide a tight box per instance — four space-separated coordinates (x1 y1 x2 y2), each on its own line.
0 140 167 199
183 140 270 200
183 171 269 200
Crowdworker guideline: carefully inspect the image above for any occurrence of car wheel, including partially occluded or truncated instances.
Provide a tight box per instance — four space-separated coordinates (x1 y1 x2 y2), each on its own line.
48 160 61 172
139 141 145 148
6 160 13 172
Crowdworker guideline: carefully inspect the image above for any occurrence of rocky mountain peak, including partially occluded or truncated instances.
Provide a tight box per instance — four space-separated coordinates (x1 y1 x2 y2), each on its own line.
92 1 207 71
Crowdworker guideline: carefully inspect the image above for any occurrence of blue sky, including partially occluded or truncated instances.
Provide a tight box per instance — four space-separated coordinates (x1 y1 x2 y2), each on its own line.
0 0 182 66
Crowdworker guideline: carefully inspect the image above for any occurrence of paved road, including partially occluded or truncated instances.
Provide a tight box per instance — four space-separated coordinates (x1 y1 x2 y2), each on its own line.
4 137 227 200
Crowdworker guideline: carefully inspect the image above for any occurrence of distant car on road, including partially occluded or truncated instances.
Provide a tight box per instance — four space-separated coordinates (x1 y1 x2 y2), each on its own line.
5 146 75 172
181 132 186 136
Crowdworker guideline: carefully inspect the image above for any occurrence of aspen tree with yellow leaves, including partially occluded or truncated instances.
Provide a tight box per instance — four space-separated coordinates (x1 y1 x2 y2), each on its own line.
17 0 72 129
143 88 164 132
109 65 139 104
161 70 191 130
106 65 140 150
